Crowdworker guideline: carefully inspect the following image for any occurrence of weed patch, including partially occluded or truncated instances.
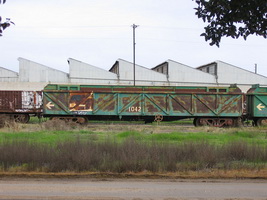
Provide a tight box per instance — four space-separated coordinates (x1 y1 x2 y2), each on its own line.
0 123 267 175
0 138 266 173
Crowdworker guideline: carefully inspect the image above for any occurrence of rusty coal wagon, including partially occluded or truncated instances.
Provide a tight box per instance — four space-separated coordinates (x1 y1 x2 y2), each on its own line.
43 84 244 127
0 91 43 123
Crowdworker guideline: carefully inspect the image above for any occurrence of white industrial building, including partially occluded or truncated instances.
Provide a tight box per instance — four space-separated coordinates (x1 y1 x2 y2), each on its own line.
68 58 118 84
0 58 69 90
0 66 18 82
0 57 267 92
109 59 167 86
18 57 69 83
152 60 216 86
197 61 267 91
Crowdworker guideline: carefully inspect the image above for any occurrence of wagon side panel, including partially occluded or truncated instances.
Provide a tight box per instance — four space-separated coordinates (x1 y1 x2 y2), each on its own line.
193 93 243 117
246 87 267 118
0 90 42 114
43 91 70 115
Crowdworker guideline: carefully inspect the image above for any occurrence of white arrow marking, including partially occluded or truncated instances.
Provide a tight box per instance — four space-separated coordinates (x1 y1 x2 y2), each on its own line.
46 102 55 110
257 103 265 111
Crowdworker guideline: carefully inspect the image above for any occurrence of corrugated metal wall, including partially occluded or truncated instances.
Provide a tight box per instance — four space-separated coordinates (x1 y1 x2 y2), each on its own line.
0 67 18 82
1 57 267 92
114 59 168 86
197 61 267 91
18 57 69 83
69 58 118 85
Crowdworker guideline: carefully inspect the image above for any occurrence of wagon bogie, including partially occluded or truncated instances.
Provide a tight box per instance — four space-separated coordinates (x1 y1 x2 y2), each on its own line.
194 117 242 127
50 116 88 125
253 118 267 127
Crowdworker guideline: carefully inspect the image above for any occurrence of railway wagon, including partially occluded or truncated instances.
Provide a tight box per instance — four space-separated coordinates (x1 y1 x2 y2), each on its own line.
246 84 267 126
43 84 244 127
0 91 43 123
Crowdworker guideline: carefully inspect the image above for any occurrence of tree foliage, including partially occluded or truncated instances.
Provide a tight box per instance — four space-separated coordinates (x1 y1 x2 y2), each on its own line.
0 0 14 36
194 0 267 47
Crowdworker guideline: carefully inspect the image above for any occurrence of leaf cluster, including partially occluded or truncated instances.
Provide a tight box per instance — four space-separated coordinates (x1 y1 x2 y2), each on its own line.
194 0 267 46
0 0 14 36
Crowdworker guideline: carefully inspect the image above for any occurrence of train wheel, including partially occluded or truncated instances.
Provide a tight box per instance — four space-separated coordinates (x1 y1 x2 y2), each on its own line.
72 117 88 125
193 118 202 127
14 114 30 123
255 118 267 127
154 114 163 122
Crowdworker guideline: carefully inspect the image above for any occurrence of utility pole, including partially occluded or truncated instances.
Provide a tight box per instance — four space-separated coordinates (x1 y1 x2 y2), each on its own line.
132 24 139 86
255 63 257 74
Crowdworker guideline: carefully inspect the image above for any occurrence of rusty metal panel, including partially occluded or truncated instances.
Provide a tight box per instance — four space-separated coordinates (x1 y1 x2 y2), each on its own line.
169 95 193 115
192 94 243 116
69 92 93 111
93 93 117 115
43 84 244 119
117 94 142 115
144 94 168 115
0 91 42 114
0 91 21 111
43 92 70 115
78 85 210 94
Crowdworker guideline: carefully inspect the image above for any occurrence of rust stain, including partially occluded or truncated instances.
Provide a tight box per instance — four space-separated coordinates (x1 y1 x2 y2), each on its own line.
69 92 93 111
44 85 244 118
94 94 116 112
0 91 42 114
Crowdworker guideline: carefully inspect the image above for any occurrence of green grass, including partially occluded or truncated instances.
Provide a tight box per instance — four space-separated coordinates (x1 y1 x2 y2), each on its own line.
29 116 44 124
116 129 267 145
0 122 267 174
0 131 73 144
1 124 266 147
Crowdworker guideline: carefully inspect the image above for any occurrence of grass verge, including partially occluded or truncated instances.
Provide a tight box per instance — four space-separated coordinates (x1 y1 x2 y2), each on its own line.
0 121 267 178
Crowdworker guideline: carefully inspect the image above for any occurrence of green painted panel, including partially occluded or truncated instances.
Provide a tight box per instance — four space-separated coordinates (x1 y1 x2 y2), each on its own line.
43 85 243 118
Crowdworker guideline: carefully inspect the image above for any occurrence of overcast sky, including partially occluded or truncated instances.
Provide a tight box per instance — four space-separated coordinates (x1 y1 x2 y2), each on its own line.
0 0 266 76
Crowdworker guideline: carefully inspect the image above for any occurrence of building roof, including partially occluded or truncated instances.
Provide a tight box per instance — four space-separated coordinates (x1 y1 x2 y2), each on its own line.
69 58 117 76
197 60 267 79
110 58 166 75
18 57 68 75
0 66 18 76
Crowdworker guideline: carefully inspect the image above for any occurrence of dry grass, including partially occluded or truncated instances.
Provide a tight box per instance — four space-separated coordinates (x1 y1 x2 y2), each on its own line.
0 169 267 179
41 119 80 131
0 119 85 132
0 115 20 131
0 118 260 135
0 138 266 174
0 119 267 179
